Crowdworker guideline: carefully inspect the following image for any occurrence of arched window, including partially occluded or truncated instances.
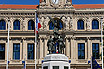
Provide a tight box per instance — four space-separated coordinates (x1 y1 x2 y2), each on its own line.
13 20 20 30
92 19 99 29
77 20 84 30
28 20 34 30
0 20 6 30
49 18 63 30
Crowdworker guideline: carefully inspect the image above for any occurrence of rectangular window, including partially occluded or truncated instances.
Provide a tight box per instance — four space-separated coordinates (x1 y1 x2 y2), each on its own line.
27 44 34 59
53 66 59 69
13 43 20 60
0 44 5 60
64 66 69 69
78 43 85 59
43 66 48 69
92 43 99 59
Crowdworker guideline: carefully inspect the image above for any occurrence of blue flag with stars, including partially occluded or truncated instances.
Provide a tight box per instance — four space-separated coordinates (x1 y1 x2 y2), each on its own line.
92 57 101 69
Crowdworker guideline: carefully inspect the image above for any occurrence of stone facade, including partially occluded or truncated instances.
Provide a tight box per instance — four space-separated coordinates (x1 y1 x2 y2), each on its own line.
0 0 104 69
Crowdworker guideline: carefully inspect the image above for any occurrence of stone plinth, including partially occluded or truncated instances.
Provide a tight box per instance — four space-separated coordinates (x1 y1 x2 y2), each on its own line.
42 54 70 69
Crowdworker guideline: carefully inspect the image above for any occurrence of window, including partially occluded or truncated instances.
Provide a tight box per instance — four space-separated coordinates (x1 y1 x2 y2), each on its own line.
0 44 5 60
13 20 20 30
27 44 34 59
92 19 99 29
64 66 69 69
92 43 99 59
78 43 85 59
53 66 59 69
0 20 6 30
77 20 84 30
49 18 63 30
13 43 20 60
28 20 34 30
43 66 48 69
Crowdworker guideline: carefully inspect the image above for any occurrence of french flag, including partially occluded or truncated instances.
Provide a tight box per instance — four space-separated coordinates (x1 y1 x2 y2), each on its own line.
34 15 41 33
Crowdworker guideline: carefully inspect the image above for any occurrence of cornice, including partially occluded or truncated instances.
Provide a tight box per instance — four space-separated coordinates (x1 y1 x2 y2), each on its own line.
37 8 75 14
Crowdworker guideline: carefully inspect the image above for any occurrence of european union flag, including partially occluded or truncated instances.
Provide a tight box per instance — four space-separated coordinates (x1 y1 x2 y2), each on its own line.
92 57 101 69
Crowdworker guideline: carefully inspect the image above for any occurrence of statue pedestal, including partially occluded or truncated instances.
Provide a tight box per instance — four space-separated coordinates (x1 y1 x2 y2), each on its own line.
42 54 70 69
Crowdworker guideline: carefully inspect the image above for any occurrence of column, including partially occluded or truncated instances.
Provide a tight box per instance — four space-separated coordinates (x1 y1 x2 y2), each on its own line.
39 38 43 59
22 38 26 60
87 37 91 59
70 37 74 59
65 37 70 58
44 38 48 57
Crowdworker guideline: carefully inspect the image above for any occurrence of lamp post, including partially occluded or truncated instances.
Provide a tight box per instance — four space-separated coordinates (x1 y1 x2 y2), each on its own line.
101 17 103 69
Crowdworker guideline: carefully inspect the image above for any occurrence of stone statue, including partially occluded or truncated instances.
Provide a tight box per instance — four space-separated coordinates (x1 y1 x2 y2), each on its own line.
47 16 65 54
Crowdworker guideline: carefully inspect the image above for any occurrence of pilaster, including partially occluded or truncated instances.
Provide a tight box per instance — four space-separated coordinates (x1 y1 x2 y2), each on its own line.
65 37 70 58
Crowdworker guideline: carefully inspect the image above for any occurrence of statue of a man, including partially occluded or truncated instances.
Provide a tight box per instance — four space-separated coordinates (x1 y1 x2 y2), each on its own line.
58 35 65 54
47 36 54 54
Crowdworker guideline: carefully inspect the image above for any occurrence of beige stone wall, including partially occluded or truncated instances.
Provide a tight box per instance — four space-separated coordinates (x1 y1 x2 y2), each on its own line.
0 7 103 69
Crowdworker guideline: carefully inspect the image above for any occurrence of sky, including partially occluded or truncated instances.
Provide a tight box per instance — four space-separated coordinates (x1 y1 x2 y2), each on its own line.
0 0 104 5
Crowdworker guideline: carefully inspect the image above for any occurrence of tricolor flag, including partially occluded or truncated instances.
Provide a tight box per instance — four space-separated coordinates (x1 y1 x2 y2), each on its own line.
34 14 41 33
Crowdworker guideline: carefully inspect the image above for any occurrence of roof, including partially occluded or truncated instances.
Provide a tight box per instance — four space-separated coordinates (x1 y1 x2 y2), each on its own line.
0 4 38 9
73 4 104 9
0 4 104 9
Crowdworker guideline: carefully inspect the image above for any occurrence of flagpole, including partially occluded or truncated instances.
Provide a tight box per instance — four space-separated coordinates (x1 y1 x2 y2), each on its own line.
6 20 10 69
101 17 103 69
35 10 37 69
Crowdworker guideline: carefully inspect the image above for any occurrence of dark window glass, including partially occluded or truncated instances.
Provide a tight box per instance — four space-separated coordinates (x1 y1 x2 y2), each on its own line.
13 43 20 60
53 66 59 69
43 66 48 69
13 20 20 30
27 44 34 59
78 43 85 59
92 20 99 29
49 19 63 30
64 66 69 69
92 43 99 59
0 44 5 60
0 20 6 30
77 20 84 30
28 20 34 30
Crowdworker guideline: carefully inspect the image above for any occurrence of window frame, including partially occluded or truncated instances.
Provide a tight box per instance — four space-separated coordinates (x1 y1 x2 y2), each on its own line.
49 18 63 30
92 43 99 59
13 43 20 60
77 20 84 30
0 43 5 60
13 20 20 30
27 43 34 60
28 20 35 30
78 43 85 59
92 19 99 29
0 20 6 30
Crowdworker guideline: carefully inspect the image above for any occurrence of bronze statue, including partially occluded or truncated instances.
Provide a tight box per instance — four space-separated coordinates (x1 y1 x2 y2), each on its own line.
47 16 65 54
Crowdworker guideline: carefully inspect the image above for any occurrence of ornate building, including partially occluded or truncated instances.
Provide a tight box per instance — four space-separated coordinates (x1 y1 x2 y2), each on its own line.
0 0 104 69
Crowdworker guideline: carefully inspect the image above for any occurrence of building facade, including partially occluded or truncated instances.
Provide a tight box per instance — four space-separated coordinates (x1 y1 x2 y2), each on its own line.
0 0 104 69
